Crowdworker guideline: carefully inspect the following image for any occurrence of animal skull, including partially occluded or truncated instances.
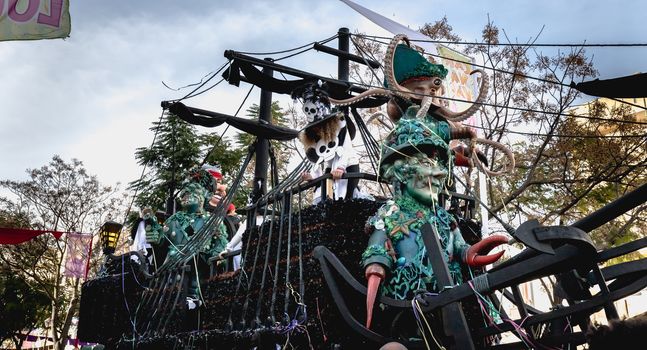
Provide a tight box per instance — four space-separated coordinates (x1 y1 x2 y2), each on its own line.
314 136 340 164
303 101 319 122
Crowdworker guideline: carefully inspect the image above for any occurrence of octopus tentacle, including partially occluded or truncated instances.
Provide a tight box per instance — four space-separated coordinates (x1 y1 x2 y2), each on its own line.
330 34 413 108
432 85 445 108
415 96 434 119
472 138 515 176
448 125 477 140
436 69 489 122
384 34 413 101
328 88 391 106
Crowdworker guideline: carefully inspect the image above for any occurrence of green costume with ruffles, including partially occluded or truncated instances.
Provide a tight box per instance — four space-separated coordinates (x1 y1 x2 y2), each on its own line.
362 194 469 299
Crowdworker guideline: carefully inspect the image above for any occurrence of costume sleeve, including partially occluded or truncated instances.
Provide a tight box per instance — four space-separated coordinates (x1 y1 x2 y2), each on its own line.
207 222 229 256
310 166 323 178
332 131 358 171
225 220 247 251
452 227 471 263
131 221 148 252
215 223 229 253
361 229 393 271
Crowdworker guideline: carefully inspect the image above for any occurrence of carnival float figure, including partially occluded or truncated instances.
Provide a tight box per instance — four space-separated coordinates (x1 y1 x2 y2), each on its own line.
293 81 364 203
347 35 515 329
361 115 508 327
145 166 228 304
329 34 514 177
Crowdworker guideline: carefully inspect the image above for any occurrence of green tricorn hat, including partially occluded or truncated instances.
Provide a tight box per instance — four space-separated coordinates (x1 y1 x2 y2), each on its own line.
387 44 449 87
379 109 452 170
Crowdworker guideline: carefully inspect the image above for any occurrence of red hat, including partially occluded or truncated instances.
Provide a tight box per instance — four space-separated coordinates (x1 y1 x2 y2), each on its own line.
202 164 222 180
208 169 222 180
227 203 236 213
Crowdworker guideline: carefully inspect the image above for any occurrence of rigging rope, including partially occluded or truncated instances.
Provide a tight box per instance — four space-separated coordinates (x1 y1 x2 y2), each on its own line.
251 192 277 327
200 84 256 165
236 33 338 56
283 189 294 322
167 61 231 103
352 34 647 111
269 192 287 324
241 191 272 327
349 80 647 126
351 33 647 48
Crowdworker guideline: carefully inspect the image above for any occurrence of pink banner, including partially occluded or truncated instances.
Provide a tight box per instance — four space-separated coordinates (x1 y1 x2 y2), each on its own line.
64 233 93 279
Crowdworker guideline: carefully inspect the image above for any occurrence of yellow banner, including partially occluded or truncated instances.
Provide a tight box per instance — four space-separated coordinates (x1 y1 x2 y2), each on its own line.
0 0 70 42
436 45 479 127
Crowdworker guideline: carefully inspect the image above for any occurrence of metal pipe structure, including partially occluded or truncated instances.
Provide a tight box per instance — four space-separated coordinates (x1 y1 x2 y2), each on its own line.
573 182 647 233
338 27 351 81
224 50 367 95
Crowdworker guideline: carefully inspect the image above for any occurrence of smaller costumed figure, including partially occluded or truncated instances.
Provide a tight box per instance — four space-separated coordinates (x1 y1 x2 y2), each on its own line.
129 207 162 269
145 166 228 306
361 115 509 328
293 81 363 203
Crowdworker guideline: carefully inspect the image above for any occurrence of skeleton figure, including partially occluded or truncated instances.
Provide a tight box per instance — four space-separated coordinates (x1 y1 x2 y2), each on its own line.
302 100 329 123
293 82 362 203
300 112 361 203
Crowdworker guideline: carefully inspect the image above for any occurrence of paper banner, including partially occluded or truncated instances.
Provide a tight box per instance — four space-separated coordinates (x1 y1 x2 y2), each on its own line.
0 0 71 42
64 232 93 279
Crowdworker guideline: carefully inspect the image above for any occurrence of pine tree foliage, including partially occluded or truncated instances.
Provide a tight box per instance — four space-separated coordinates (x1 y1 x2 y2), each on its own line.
130 112 204 211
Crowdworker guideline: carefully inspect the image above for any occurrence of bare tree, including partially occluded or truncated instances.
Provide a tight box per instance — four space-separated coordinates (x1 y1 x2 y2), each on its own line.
0 155 123 350
348 18 645 247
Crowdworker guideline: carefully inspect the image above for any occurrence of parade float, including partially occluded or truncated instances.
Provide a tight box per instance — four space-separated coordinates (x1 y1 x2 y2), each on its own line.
77 29 647 350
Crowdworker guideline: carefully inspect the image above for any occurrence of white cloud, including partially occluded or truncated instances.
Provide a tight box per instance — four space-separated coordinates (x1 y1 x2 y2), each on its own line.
2 0 646 189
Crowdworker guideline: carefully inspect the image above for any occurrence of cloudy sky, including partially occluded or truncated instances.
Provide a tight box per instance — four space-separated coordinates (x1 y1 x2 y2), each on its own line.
2 0 646 190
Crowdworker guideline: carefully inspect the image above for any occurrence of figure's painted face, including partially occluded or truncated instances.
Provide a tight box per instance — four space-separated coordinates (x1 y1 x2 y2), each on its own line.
142 208 153 220
179 186 205 213
402 77 443 102
209 183 227 207
401 153 448 205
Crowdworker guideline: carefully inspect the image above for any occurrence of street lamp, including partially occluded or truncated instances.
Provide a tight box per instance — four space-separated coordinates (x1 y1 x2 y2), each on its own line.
100 220 123 255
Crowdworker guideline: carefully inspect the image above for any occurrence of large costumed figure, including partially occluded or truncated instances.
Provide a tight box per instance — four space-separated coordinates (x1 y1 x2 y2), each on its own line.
336 35 516 329
361 116 508 327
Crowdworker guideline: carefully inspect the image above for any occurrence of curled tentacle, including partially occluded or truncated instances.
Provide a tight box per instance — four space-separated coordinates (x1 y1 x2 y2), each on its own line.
415 96 434 119
328 88 391 107
365 274 381 329
436 69 489 122
386 99 403 122
449 125 477 140
472 138 515 176
432 85 445 108
384 34 414 101
332 34 413 108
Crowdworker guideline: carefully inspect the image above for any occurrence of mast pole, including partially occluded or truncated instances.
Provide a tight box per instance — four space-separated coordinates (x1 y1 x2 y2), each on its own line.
338 27 350 87
251 58 274 203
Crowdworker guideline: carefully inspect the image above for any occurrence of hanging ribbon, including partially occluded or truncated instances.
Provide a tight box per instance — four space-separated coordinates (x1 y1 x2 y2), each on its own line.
0 227 65 245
